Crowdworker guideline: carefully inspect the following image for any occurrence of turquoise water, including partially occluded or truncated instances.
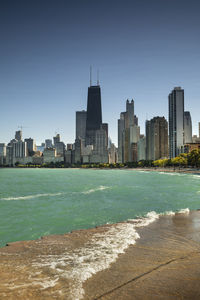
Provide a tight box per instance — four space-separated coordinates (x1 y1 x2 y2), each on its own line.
0 168 200 247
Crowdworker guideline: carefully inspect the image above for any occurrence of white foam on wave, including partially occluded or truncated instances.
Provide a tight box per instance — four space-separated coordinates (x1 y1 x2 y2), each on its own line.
32 211 160 299
128 208 190 222
161 210 176 216
0 192 64 201
160 208 190 215
158 172 186 176
128 211 159 226
81 185 110 194
31 208 191 298
177 208 190 214
191 174 200 179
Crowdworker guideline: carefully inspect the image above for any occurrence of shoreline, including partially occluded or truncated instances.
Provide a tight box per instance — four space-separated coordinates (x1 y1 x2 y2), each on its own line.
1 209 200 299
1 166 200 175
130 167 200 174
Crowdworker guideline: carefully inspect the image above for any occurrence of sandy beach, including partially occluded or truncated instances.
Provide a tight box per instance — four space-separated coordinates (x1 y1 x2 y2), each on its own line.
130 167 200 175
0 210 200 299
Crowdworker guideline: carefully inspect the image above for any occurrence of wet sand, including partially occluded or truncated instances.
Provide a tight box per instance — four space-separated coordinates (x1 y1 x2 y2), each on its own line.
1 211 200 299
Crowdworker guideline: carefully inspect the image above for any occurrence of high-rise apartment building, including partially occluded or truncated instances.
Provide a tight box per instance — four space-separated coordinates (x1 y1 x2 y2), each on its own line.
137 136 146 161
0 143 6 165
146 117 168 160
184 112 192 144
13 140 27 158
76 110 87 140
118 113 125 163
168 87 184 158
53 134 60 145
45 139 53 148
25 138 36 155
53 134 65 156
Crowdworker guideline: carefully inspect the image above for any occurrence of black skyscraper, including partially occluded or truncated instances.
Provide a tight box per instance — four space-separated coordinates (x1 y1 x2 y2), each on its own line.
86 85 102 145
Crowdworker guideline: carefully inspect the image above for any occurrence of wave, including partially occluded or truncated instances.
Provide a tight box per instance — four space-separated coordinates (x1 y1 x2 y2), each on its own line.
128 208 190 222
191 174 200 179
177 208 190 214
0 193 64 201
28 208 191 299
81 186 110 194
31 210 162 299
158 172 186 177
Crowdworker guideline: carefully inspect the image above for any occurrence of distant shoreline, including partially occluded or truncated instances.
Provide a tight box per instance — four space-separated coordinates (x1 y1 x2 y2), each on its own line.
1 166 200 175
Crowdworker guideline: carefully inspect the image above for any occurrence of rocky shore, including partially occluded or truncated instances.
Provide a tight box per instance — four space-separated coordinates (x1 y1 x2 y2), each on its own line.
1 211 200 299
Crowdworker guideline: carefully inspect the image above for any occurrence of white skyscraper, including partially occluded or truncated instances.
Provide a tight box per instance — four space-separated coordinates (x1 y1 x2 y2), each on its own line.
168 87 184 158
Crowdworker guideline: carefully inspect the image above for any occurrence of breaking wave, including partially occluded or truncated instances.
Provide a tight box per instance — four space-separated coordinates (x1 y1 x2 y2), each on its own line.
0 193 64 201
81 186 110 194
32 209 177 299
177 208 190 214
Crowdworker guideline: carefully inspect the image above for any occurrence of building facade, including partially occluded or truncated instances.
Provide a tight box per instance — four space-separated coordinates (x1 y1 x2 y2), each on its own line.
184 111 192 144
168 87 184 158
25 138 36 155
118 99 140 163
146 117 168 161
76 110 87 140
85 85 102 146
0 143 6 165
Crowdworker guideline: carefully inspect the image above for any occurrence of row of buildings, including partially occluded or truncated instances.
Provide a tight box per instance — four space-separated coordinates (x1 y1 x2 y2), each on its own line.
0 85 199 166
118 87 199 163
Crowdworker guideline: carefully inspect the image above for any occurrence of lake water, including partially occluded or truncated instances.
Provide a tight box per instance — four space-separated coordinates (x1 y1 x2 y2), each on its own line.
0 168 200 247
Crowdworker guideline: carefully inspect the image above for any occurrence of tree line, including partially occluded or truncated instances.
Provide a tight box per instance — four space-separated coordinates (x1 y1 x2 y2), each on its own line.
1 149 200 169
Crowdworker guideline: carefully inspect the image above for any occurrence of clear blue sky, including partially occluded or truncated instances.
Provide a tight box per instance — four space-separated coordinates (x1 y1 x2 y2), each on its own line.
1 0 200 145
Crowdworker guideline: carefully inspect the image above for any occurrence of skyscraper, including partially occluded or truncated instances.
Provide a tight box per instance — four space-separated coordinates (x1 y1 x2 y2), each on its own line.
24 138 36 155
45 139 53 148
13 140 27 158
53 134 60 145
74 74 109 164
118 99 140 163
184 111 192 143
76 110 87 140
168 87 184 158
15 130 22 141
118 113 125 163
85 85 102 146
0 143 6 165
146 117 168 160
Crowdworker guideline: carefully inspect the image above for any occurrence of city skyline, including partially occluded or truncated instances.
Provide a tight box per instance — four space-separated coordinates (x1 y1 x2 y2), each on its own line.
1 0 200 144
1 82 199 147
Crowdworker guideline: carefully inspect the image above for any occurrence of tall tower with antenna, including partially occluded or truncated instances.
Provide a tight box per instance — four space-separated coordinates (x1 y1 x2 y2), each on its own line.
90 65 92 86
97 69 100 86
85 67 102 146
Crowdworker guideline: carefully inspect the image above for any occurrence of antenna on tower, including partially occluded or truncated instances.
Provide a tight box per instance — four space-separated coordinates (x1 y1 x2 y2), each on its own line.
97 69 100 85
90 66 92 86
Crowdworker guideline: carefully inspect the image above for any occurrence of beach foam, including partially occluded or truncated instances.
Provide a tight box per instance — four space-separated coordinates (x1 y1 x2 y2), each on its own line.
177 208 190 214
0 193 64 201
32 210 163 299
191 174 200 179
5 208 192 299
